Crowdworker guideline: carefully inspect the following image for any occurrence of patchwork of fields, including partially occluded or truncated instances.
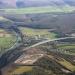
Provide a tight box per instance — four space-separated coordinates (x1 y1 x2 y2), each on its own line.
0 6 75 75
19 27 57 39
1 6 75 14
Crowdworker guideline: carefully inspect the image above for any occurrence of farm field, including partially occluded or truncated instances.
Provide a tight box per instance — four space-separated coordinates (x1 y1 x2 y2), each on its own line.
1 6 75 14
10 66 32 75
56 44 75 55
47 54 75 72
19 27 57 39
0 29 16 54
0 4 75 75
57 44 75 49
4 55 75 75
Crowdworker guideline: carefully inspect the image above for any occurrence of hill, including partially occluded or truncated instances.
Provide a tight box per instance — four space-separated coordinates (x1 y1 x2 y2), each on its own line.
0 0 75 8
16 0 75 7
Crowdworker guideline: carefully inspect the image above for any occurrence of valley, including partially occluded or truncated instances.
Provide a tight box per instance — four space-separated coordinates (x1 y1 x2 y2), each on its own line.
0 5 75 75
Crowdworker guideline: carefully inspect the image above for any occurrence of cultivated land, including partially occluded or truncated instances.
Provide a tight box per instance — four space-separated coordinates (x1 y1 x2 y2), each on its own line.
1 6 75 14
19 27 57 39
57 44 75 49
0 6 75 75
3 47 75 75
0 29 16 54
56 44 75 55
11 66 32 75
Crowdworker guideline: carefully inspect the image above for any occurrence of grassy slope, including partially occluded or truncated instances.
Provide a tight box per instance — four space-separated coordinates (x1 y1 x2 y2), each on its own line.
2 6 75 14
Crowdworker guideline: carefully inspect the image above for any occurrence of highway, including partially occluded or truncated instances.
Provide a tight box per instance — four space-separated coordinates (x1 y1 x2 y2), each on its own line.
23 37 75 51
0 33 75 69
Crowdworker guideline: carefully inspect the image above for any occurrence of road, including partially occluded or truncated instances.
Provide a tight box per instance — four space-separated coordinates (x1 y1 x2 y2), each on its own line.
0 26 23 69
0 26 23 57
0 33 75 69
23 37 75 51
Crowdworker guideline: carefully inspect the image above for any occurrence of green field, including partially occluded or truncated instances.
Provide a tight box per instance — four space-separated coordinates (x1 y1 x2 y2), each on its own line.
19 27 57 39
57 44 75 49
11 66 32 75
47 55 75 72
2 6 75 14
57 44 75 55
0 37 16 49
0 29 16 55
0 37 16 55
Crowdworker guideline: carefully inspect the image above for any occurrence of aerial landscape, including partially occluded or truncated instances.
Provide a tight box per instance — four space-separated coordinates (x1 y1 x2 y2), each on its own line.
0 0 75 75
